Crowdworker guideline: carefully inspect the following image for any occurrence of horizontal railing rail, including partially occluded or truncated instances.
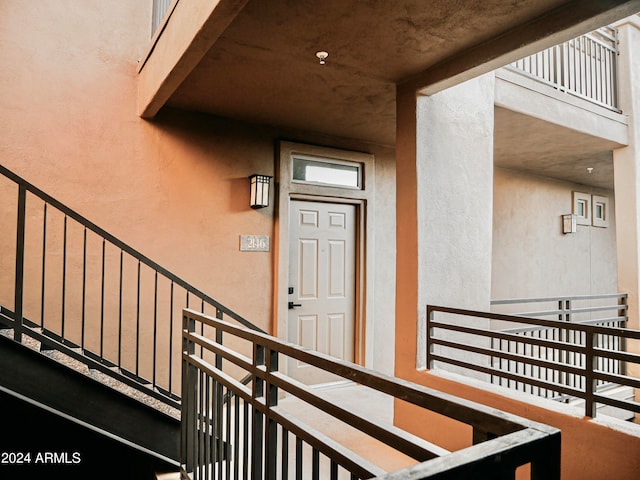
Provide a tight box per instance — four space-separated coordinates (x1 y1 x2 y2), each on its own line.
491 294 628 401
509 26 620 111
491 293 627 320
182 309 561 480
427 305 640 418
0 164 264 409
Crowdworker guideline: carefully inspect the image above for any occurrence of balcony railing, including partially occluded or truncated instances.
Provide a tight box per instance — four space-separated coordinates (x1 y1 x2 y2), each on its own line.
490 294 628 403
182 309 561 480
510 26 620 111
152 0 174 35
426 304 640 418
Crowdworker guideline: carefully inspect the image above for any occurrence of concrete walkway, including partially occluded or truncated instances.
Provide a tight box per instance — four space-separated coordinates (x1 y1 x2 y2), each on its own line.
158 382 420 479
277 382 418 475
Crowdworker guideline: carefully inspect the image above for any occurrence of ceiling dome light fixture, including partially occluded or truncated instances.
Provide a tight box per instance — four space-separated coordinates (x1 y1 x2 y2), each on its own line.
316 51 329 65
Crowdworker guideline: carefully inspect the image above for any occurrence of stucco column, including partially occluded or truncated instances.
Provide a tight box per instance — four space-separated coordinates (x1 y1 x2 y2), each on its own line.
612 16 640 396
395 74 495 379
395 84 420 379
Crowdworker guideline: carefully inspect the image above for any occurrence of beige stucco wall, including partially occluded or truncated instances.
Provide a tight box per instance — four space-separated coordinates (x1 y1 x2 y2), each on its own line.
492 167 618 300
394 59 636 480
613 13 640 413
0 1 396 374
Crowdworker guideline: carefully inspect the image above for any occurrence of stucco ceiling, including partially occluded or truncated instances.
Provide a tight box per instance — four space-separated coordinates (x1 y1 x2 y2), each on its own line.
494 107 618 190
157 0 640 187
165 0 623 145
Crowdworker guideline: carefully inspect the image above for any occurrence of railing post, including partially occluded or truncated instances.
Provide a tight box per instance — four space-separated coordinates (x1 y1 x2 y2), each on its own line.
265 347 279 479
531 431 561 480
215 308 224 368
214 308 224 475
558 298 571 322
252 343 265 480
619 295 628 376
558 299 568 390
612 26 619 109
181 313 197 477
13 185 26 342
585 332 597 417
426 306 434 369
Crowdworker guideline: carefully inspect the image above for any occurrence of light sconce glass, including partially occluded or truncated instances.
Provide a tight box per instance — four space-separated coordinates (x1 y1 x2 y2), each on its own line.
249 174 272 209
562 214 577 234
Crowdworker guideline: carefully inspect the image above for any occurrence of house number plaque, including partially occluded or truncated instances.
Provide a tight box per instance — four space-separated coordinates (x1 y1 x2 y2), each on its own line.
239 235 270 252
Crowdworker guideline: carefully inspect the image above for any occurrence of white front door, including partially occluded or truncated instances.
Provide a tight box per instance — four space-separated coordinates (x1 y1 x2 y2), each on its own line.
287 200 356 384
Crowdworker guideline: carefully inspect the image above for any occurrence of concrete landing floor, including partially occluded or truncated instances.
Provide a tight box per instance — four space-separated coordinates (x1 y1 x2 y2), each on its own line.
277 381 418 474
158 382 419 479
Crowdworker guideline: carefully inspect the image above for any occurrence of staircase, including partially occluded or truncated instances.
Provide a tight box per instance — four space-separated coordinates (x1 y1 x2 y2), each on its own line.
0 385 176 480
0 332 179 472
0 164 263 477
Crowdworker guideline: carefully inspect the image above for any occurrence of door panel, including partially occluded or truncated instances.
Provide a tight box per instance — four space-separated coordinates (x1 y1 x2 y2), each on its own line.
288 200 356 384
328 314 345 358
299 315 317 350
299 239 318 299
329 240 346 297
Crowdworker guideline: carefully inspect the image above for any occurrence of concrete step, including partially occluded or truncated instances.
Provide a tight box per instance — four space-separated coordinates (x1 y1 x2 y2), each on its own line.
156 471 180 480
0 327 14 337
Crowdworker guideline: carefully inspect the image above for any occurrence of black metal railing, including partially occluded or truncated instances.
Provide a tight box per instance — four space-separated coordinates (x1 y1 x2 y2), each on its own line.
0 164 264 409
426 305 640 418
490 294 628 401
182 308 561 480
491 293 627 322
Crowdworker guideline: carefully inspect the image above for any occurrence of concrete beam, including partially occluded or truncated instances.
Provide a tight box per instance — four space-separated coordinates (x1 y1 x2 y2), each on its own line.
137 0 248 118
495 69 629 146
401 0 640 96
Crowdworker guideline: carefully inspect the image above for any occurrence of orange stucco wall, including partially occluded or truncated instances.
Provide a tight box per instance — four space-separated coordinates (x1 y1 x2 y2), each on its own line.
0 0 394 329
0 0 275 331
393 368 640 480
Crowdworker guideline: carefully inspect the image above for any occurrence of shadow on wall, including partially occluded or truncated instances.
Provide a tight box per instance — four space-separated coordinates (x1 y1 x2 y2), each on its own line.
147 108 280 216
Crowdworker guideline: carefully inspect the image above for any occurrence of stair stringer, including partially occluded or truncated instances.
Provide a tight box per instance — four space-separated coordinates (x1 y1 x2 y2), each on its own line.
0 333 180 464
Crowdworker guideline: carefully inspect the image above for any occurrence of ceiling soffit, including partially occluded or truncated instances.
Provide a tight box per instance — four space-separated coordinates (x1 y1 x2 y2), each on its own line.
150 0 640 149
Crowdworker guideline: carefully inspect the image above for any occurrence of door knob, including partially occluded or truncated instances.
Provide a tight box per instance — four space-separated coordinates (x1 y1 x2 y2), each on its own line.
288 301 302 310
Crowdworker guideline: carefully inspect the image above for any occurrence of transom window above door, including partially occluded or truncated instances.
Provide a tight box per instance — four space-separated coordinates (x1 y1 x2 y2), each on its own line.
292 157 363 189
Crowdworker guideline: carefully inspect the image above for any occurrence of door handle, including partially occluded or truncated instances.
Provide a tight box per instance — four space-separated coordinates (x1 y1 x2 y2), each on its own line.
288 301 302 310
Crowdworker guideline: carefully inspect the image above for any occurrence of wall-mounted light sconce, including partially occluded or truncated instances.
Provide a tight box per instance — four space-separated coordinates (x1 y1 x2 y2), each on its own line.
249 174 272 209
562 214 577 234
